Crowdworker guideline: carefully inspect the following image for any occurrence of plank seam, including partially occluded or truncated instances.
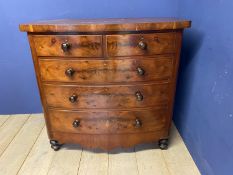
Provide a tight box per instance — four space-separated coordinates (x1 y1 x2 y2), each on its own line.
16 121 46 175
45 146 58 175
161 148 173 175
107 151 109 175
134 147 140 175
0 114 31 158
0 115 10 128
76 148 83 175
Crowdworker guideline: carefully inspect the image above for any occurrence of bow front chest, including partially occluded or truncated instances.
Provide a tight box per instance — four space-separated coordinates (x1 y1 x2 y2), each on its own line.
20 18 191 151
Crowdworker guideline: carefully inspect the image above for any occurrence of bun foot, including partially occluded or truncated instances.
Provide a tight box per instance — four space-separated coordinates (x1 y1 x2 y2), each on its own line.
158 139 168 150
50 140 62 151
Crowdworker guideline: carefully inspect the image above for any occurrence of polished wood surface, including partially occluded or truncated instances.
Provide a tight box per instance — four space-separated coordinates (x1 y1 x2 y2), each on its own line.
48 108 167 134
20 18 191 150
51 131 167 150
0 114 200 175
33 35 102 57
106 33 176 57
43 83 169 109
39 57 174 83
19 18 191 32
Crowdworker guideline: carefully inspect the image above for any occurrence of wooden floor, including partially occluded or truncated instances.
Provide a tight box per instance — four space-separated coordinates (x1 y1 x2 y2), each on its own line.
0 114 200 175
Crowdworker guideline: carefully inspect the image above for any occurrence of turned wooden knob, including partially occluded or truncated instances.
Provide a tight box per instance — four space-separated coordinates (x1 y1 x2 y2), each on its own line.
69 94 78 103
137 67 145 76
73 120 80 128
65 68 75 77
61 42 71 52
135 91 143 101
134 118 142 128
138 41 147 50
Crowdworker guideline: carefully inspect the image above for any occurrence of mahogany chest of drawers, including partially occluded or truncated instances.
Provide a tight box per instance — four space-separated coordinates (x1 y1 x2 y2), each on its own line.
20 18 191 151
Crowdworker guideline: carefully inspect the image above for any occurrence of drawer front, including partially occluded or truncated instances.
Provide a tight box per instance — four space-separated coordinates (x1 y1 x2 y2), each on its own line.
39 57 173 83
106 33 176 57
33 35 103 57
44 83 169 109
48 108 167 134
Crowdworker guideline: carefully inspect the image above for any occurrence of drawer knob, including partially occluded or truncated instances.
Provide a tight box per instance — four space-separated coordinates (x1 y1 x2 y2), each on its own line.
137 67 145 76
69 94 78 103
135 91 143 101
73 120 80 128
138 41 147 50
134 118 142 128
65 68 75 77
61 42 71 52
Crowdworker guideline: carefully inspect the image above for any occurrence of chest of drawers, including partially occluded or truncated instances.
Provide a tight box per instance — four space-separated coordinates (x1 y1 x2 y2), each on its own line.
20 18 191 151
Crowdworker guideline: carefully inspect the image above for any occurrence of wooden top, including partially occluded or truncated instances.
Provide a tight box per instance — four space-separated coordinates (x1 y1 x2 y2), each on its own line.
19 18 191 33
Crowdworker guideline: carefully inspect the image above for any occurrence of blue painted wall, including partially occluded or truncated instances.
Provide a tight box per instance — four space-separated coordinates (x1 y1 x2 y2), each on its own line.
1 0 233 174
174 0 233 175
0 0 178 114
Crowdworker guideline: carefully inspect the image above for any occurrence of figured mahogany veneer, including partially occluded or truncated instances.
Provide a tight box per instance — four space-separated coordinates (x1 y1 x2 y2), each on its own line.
20 18 191 151
39 57 173 83
106 33 176 57
43 83 169 109
33 35 103 57
48 108 167 134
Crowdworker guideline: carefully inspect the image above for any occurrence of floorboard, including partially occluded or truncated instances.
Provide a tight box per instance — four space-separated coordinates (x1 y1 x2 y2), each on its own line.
135 143 171 175
0 114 29 157
162 124 200 175
17 127 54 175
109 148 139 175
0 115 10 127
0 114 200 175
0 114 44 175
78 149 108 175
47 144 83 175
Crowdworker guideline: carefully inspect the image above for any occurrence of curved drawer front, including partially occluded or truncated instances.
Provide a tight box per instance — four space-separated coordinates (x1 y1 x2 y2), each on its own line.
106 33 176 57
33 35 103 57
48 108 167 134
44 83 169 109
39 57 173 83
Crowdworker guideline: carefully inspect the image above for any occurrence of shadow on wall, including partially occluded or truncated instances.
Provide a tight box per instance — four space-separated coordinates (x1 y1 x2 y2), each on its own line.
173 28 204 133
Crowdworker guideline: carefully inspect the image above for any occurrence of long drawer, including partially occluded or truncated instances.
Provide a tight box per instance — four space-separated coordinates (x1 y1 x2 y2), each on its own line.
33 35 103 57
106 33 176 57
43 83 169 109
47 108 167 134
39 57 173 83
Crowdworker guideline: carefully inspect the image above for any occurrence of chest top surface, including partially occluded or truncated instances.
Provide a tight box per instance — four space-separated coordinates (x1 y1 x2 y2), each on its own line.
19 18 191 33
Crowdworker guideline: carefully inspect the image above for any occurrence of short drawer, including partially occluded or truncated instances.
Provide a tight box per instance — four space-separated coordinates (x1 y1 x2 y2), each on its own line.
106 33 176 57
43 83 169 109
39 56 173 83
33 35 103 57
48 108 167 134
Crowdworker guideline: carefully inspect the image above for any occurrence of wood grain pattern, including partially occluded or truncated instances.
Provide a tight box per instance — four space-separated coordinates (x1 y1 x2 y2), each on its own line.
78 149 108 175
162 124 201 175
0 114 200 175
109 148 138 175
17 127 55 175
43 83 169 109
0 115 44 175
19 18 191 32
39 57 174 83
51 131 167 150
135 143 170 175
20 18 191 150
33 35 103 57
0 114 29 156
28 34 53 139
47 108 167 134
106 33 176 57
0 115 9 127
47 144 82 175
